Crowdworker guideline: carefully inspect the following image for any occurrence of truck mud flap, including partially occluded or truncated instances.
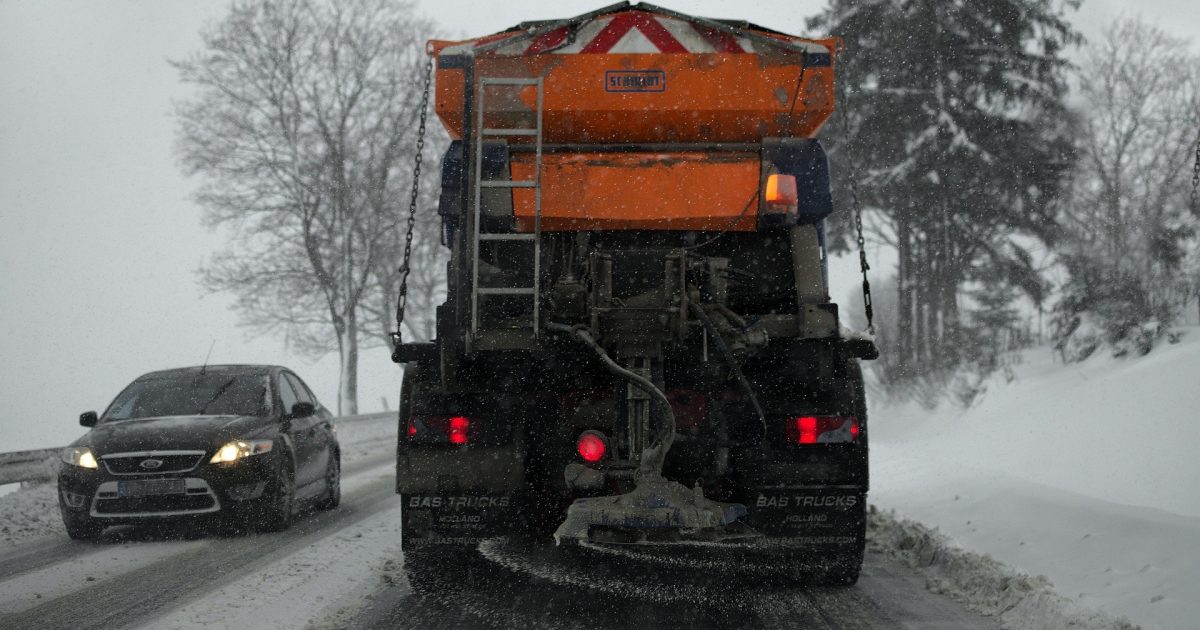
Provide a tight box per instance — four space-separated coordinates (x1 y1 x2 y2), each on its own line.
742 487 866 550
401 493 519 550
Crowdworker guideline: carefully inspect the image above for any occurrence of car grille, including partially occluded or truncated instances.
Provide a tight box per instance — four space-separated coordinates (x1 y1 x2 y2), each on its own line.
102 451 205 475
94 494 216 514
91 478 221 517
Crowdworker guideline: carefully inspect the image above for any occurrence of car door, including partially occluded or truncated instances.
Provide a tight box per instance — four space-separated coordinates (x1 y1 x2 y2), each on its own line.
278 373 320 489
290 374 335 485
290 373 336 458
286 372 332 494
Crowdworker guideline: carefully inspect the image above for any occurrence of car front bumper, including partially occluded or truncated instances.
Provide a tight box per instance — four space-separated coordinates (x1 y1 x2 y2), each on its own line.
58 450 281 522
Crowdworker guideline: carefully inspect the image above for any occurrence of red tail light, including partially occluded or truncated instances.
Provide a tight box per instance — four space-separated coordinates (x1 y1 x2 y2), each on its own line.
786 416 859 444
448 416 470 445
576 430 607 463
407 415 472 445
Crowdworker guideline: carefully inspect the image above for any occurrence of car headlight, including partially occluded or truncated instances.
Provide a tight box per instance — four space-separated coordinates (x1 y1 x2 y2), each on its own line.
210 439 274 463
62 447 98 469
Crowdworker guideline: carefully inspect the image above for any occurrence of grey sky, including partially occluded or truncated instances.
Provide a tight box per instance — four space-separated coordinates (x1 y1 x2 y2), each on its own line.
1 0 1196 451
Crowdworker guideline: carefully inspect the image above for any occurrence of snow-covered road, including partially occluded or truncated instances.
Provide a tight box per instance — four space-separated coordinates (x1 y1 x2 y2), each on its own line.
0 413 1024 629
352 543 1000 630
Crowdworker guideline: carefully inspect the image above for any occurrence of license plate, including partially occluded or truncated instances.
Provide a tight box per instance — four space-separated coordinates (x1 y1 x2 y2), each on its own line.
118 479 186 497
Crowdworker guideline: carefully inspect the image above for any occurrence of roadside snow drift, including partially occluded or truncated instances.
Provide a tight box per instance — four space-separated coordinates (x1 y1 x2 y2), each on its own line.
869 327 1200 629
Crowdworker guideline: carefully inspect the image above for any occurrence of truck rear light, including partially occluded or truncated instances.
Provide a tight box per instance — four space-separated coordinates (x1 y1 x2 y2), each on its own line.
764 173 798 208
448 416 470 445
576 430 607 463
406 415 472 445
786 416 859 444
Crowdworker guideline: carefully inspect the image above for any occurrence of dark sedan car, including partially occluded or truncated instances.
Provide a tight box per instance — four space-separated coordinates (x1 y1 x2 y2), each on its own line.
58 365 340 540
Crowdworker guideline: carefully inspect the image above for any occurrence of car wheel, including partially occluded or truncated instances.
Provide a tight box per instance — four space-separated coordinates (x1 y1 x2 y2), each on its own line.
259 458 295 532
316 452 340 511
62 513 103 541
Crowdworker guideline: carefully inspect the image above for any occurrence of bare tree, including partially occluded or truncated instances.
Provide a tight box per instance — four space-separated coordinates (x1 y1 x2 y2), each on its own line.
1070 18 1199 266
1054 17 1200 353
360 138 448 346
175 0 435 414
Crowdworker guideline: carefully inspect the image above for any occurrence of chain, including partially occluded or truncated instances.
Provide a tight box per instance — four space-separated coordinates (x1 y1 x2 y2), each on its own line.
1191 132 1199 214
851 176 874 336
838 66 875 336
394 55 434 345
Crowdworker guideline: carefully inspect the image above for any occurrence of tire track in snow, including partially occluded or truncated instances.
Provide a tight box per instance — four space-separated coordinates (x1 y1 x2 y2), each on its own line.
142 501 406 630
0 536 93 580
0 456 397 629
0 539 208 615
2 468 396 629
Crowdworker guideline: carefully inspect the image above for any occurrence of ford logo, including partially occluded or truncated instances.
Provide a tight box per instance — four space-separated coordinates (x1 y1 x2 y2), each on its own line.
139 458 164 470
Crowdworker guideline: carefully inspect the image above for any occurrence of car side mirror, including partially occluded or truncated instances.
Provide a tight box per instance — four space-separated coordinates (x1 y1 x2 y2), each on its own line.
80 411 98 427
289 402 315 419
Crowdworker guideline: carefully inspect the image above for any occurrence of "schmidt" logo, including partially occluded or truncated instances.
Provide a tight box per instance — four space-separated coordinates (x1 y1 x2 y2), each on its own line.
605 70 667 93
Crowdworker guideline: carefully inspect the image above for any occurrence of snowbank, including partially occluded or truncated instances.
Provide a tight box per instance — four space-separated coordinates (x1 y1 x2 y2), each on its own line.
869 506 1137 629
869 326 1200 629
333 412 396 457
0 482 60 548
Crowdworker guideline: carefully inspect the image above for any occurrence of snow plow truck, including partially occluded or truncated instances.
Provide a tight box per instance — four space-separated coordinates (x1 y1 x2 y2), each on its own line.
392 2 878 588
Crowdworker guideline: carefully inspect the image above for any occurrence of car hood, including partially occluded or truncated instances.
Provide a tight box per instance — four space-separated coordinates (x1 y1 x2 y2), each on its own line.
82 415 272 455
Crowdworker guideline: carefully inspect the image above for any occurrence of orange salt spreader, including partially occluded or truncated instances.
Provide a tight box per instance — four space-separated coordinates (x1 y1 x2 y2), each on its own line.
428 2 841 232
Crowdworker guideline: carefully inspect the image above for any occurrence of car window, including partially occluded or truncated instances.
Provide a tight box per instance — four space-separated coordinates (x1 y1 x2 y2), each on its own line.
284 373 314 406
279 373 300 413
300 377 319 407
103 373 272 421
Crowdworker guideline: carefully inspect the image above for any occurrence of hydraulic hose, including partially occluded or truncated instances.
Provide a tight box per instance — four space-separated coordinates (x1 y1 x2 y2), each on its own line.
689 303 768 441
546 323 676 478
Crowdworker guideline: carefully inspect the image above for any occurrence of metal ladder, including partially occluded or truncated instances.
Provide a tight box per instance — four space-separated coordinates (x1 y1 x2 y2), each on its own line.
470 77 544 340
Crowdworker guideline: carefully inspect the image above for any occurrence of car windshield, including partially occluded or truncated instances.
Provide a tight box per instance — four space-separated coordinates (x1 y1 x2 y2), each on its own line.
103 373 273 421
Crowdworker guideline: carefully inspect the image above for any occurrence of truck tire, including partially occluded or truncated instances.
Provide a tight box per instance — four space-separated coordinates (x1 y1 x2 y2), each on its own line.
825 554 864 586
822 499 866 586
403 546 483 596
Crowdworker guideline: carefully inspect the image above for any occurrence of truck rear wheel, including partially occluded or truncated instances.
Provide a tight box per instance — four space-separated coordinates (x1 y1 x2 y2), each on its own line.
822 499 866 586
824 554 863 586
402 546 483 596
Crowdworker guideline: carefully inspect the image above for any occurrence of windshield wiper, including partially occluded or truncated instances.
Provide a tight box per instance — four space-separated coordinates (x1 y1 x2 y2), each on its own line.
198 377 238 415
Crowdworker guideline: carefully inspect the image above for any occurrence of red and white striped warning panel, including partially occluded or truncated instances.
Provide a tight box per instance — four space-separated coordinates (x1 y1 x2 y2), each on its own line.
438 8 831 57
